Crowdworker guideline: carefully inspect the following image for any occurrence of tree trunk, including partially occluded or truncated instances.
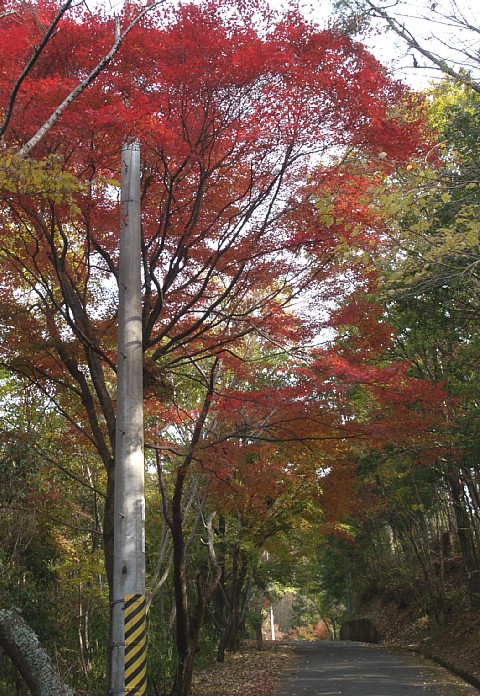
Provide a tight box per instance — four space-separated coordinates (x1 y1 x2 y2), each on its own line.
250 593 264 650
216 557 247 662
170 591 203 696
15 673 30 696
448 471 480 609
0 608 74 696
170 525 222 696
214 530 250 663
171 481 191 695
160 364 219 696
216 544 240 663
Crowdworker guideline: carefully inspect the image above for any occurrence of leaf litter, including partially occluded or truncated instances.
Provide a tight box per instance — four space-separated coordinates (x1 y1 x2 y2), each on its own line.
191 642 295 696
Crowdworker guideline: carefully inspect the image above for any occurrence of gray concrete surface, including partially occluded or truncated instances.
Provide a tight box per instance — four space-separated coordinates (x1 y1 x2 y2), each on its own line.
274 641 478 695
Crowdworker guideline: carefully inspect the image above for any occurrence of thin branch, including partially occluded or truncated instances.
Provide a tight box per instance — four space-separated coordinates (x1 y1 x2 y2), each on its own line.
18 1 163 157
43 454 106 498
363 0 480 92
0 0 77 140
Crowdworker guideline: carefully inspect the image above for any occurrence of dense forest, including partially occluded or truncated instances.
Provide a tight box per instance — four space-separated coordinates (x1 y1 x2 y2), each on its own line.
0 0 478 694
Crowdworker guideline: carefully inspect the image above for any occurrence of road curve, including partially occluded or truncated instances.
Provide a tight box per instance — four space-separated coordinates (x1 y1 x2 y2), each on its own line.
274 641 477 696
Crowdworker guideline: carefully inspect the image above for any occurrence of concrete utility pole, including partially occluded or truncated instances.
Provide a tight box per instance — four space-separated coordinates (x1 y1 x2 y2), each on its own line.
111 141 147 695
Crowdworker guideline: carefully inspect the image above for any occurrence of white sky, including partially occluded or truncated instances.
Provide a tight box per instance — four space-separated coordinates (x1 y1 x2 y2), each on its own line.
276 0 479 90
98 0 479 91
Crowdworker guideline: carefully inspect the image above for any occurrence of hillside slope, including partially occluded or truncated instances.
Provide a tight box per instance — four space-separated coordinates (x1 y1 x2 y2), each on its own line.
359 597 480 689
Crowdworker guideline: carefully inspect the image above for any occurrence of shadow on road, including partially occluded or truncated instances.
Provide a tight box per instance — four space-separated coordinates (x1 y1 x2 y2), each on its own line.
274 641 478 696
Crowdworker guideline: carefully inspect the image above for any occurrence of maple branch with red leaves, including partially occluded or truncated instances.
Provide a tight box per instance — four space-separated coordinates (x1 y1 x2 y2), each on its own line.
0 0 77 141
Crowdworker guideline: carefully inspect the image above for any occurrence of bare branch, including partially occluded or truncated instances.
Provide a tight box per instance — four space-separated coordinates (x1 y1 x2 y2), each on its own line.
362 0 480 92
18 1 163 157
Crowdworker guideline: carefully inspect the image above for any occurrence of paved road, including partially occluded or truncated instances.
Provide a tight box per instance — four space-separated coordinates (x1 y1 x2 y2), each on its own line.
274 641 478 696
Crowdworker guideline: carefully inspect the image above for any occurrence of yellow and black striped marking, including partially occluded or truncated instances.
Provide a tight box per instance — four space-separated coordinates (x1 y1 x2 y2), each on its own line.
124 593 147 694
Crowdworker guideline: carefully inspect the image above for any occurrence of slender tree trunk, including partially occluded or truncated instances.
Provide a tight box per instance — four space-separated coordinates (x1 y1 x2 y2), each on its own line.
346 563 355 618
170 585 206 696
171 469 191 695
216 549 248 662
448 471 480 608
407 524 445 620
170 513 222 696
0 609 74 696
15 674 30 696
160 361 219 696
255 622 264 650
216 544 239 663
250 593 264 650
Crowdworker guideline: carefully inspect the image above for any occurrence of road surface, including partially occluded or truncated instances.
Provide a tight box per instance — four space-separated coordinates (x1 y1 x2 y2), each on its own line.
274 641 478 695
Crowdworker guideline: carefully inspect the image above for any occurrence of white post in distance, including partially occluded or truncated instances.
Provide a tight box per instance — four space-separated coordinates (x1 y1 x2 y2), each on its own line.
111 141 146 695
270 605 275 641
